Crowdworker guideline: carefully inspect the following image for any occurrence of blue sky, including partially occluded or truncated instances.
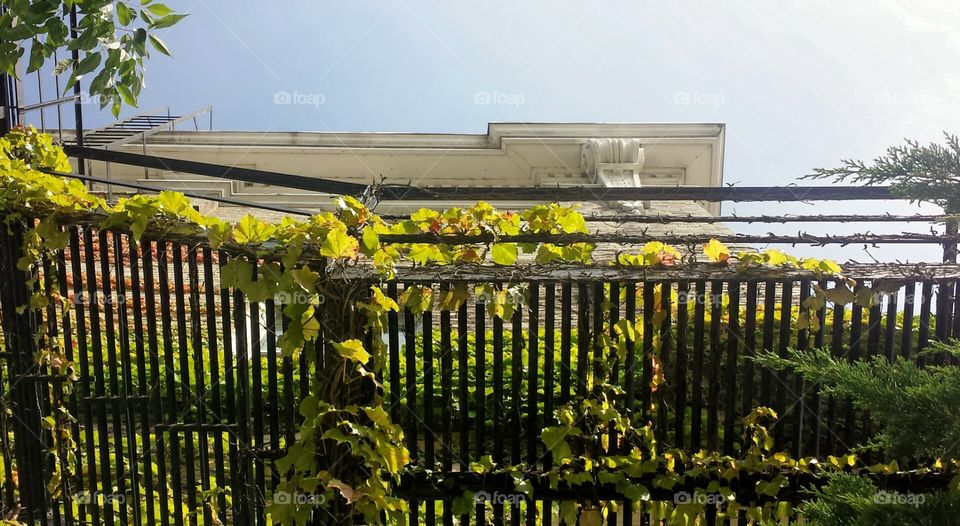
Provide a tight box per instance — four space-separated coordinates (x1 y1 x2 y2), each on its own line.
34 0 960 260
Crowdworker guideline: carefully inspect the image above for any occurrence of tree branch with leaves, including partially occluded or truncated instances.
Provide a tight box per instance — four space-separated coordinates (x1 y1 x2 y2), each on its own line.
0 0 187 116
805 132 960 212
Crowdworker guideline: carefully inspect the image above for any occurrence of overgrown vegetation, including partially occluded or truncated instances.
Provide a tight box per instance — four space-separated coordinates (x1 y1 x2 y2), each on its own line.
756 343 960 461
0 129 958 525
755 342 960 524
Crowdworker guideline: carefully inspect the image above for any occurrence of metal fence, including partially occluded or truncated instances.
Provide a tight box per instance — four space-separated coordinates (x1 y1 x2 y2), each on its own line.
0 215 958 525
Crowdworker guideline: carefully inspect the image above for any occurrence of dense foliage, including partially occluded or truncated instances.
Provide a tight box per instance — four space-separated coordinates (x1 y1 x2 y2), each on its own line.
0 129 957 525
801 473 960 526
756 343 960 461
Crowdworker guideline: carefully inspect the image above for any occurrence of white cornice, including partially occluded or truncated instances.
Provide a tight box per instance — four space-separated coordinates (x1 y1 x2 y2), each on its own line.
137 122 724 150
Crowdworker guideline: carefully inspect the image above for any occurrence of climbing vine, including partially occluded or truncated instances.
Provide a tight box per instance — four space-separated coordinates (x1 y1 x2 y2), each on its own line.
0 128 954 525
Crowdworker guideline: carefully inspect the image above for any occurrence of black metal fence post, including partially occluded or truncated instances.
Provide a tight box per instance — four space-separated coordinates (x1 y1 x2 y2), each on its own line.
0 220 49 522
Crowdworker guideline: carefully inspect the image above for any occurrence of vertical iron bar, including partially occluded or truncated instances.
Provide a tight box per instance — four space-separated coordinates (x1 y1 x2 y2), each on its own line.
204 248 229 516
423 301 436 526
657 281 672 446
560 283 572 405
759 281 776 406
173 244 199 525
84 228 115 525
641 284 654 422
188 247 213 526
794 280 810 457
457 297 469 526
674 281 689 450
157 241 184 526
741 282 758 418
439 287 453 526
775 281 793 448
527 283 540 467
144 239 170 526
883 289 899 362
387 283 401 422
901 283 916 360
723 282 740 455
706 281 722 452
248 261 265 522
474 294 486 524
112 233 140 525
691 280 706 450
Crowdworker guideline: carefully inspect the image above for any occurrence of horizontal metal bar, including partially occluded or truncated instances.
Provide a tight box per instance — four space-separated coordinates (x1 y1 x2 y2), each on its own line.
378 231 956 245
63 145 368 195
45 170 314 216
80 395 150 404
154 423 239 432
376 185 897 202
371 262 960 283
395 469 954 501
18 95 80 112
379 212 948 223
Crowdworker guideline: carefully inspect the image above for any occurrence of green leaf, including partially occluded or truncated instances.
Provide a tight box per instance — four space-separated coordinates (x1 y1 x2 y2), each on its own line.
290 267 320 292
73 52 101 76
53 57 73 75
703 239 730 263
116 2 135 25
220 260 252 289
558 502 579 526
149 13 188 30
399 285 433 314
377 444 409 474
331 339 370 363
298 395 318 418
157 190 191 215
491 243 518 265
233 214 276 244
360 227 379 256
27 40 44 73
469 455 496 474
451 492 475 516
145 3 174 16
148 34 171 56
541 426 575 465
557 210 587 234
320 228 358 259
116 83 137 107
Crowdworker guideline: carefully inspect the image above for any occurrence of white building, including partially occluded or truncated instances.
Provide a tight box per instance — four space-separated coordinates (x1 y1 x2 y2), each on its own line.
76 122 725 221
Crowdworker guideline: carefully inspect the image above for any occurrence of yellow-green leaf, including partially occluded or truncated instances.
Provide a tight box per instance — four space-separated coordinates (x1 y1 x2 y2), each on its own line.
703 239 730 263
331 339 370 363
320 228 359 259
491 243 518 265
